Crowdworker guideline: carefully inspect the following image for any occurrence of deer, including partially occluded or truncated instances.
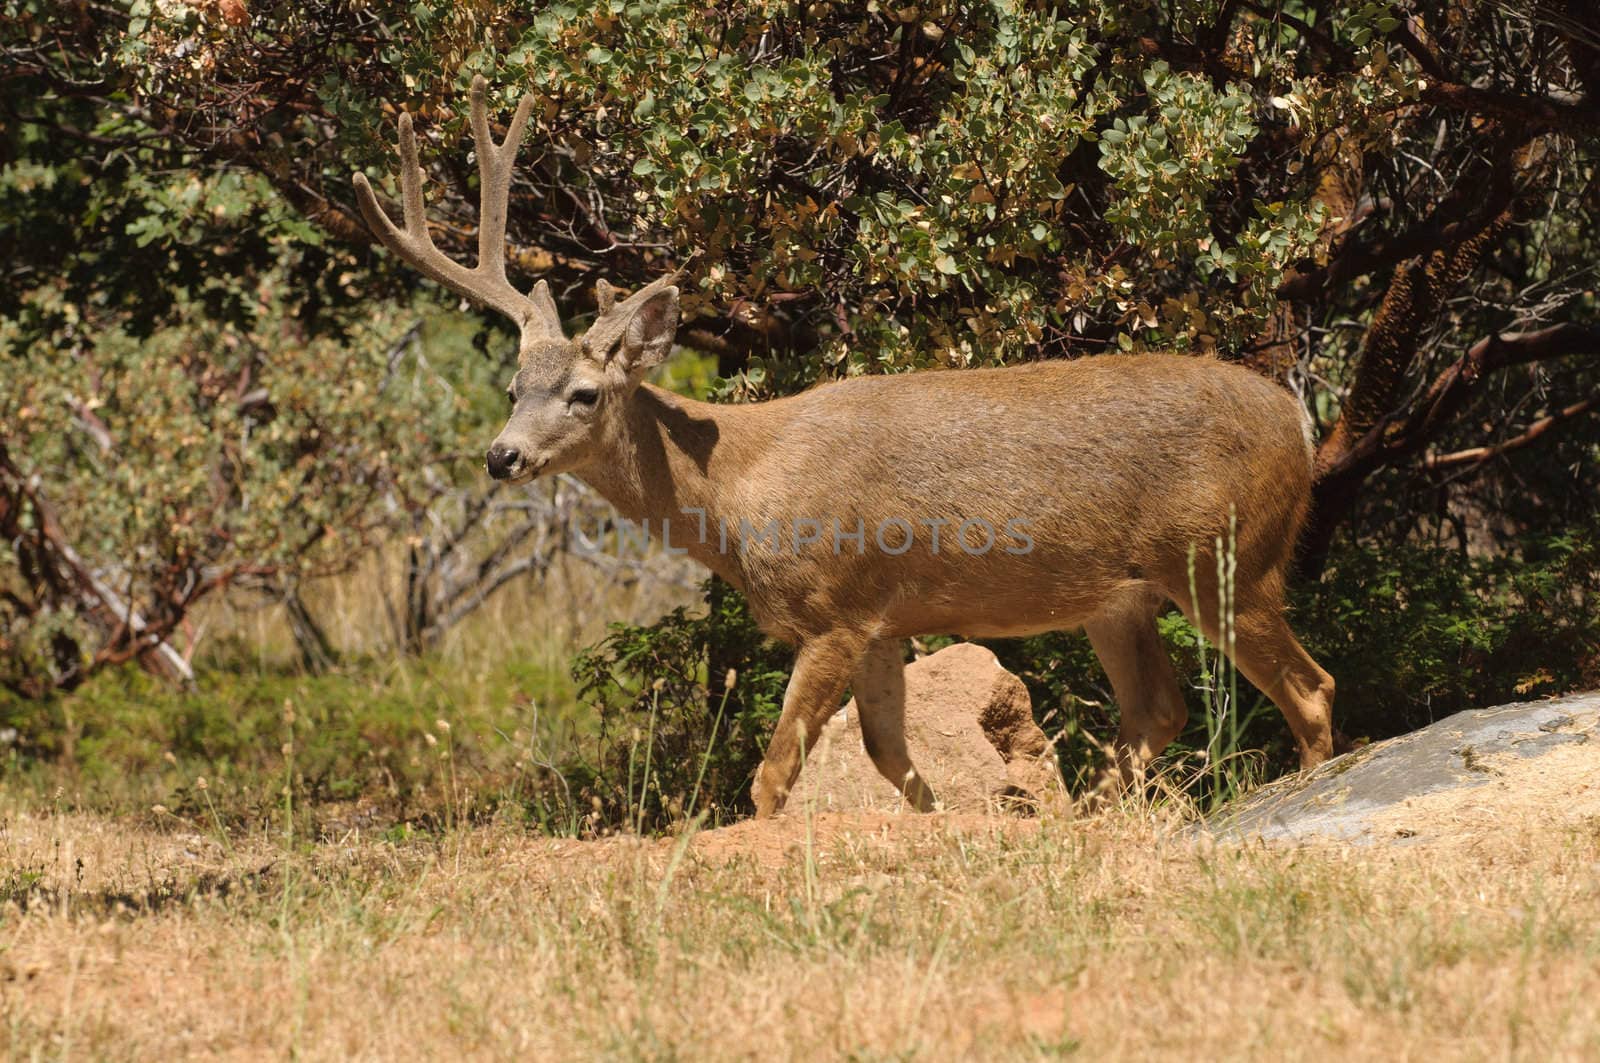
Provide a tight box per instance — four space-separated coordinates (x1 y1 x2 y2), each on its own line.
352 78 1337 818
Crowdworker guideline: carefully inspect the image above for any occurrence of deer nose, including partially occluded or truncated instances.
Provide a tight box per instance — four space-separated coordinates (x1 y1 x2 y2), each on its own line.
485 444 521 480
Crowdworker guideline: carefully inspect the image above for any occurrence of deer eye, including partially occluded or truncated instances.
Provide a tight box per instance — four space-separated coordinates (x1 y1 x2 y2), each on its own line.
505 389 516 409
567 386 600 409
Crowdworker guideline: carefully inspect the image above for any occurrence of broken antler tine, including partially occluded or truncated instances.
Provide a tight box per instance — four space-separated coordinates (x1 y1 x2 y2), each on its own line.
595 279 616 316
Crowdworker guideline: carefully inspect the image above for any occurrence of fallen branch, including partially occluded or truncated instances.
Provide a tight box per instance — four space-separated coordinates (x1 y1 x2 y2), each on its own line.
0 451 195 687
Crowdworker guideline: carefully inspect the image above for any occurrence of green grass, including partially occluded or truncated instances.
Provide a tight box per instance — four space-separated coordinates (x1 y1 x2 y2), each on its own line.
0 647 587 834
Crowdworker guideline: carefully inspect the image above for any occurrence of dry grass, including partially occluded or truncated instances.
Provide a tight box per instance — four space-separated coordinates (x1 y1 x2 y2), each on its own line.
197 541 698 674
9 528 1599 1058
5 792 1600 1060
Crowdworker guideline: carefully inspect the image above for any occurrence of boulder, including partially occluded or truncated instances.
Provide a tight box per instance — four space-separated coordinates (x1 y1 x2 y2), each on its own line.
794 642 1060 813
1207 691 1600 844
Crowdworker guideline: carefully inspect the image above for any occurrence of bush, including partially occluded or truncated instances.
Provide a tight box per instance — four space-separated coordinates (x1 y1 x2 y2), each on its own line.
0 648 583 835
569 578 790 832
1299 533 1600 741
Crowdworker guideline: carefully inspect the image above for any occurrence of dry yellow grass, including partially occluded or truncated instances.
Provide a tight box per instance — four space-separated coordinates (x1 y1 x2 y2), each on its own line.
196 536 699 672
5 791 1600 1060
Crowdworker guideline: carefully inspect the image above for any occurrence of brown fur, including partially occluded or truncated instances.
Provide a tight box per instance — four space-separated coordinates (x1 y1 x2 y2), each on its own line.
353 80 1337 817
570 358 1335 813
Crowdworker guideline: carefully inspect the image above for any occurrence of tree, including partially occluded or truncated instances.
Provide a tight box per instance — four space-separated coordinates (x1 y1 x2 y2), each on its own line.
35 0 1584 549
5 1 1597 707
3 4 658 694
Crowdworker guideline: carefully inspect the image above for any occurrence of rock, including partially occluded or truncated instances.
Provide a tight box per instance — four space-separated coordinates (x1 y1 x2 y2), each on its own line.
794 642 1060 813
1207 691 1600 844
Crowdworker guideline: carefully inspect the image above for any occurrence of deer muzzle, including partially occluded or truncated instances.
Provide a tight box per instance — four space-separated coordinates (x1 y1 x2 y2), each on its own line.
486 444 545 483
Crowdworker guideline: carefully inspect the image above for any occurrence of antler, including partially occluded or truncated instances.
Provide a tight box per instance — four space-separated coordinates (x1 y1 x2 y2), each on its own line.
353 75 563 337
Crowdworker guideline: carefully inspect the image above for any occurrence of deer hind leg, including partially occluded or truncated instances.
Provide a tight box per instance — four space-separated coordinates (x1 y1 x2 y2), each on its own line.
1224 602 1335 770
751 629 868 818
1083 587 1190 798
850 638 937 812
1171 572 1336 772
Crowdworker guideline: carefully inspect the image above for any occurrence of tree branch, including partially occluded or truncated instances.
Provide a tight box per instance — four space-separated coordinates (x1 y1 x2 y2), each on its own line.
1422 395 1600 469
1322 320 1599 474
0 450 195 686
1419 83 1598 135
1393 19 1451 84
1277 180 1504 302
1399 322 1600 449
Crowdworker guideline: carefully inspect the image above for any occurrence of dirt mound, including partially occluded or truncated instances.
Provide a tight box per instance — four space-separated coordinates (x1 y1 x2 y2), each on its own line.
683 810 1043 867
514 812 1045 873
793 642 1060 813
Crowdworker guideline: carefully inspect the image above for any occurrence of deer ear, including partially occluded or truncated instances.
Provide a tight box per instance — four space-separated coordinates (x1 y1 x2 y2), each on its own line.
617 286 679 372
527 280 564 339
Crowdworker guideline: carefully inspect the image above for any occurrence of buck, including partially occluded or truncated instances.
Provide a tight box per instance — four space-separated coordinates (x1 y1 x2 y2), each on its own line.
353 78 1337 816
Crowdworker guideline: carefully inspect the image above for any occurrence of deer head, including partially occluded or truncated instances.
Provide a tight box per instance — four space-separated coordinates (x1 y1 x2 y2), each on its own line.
353 76 683 483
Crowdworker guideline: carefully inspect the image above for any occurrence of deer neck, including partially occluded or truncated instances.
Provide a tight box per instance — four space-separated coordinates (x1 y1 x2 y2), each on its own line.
576 384 755 581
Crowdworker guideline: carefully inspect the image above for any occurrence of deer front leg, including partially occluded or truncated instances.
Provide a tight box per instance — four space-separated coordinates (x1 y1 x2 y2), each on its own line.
851 638 937 811
752 630 867 818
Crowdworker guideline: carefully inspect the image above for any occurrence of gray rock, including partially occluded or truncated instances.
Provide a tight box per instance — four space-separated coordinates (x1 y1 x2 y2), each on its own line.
1206 691 1600 843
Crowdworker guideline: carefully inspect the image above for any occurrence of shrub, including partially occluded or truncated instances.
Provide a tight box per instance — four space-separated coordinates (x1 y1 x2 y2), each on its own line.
1298 533 1600 741
569 578 790 832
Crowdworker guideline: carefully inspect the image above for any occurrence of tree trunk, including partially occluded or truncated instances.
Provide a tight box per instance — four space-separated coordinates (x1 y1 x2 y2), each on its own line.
283 586 337 674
